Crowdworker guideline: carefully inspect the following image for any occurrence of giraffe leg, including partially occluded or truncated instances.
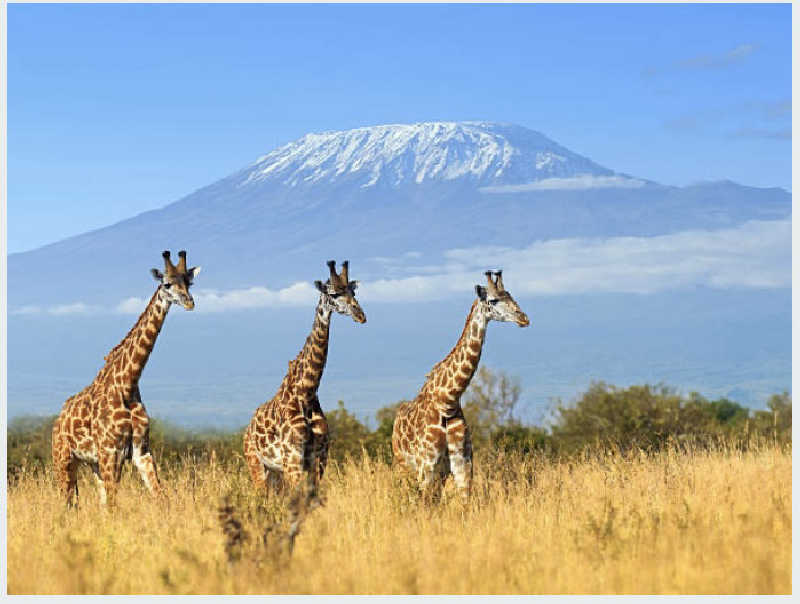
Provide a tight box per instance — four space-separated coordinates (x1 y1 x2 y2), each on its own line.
309 398 329 483
98 446 123 508
417 454 445 504
245 447 268 491
266 469 282 493
52 420 80 507
91 462 107 505
446 417 473 503
129 402 162 498
310 427 329 484
282 417 316 488
282 452 306 491
55 453 79 508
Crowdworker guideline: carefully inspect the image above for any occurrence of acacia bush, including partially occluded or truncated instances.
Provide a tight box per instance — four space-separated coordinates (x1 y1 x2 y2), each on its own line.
550 382 790 453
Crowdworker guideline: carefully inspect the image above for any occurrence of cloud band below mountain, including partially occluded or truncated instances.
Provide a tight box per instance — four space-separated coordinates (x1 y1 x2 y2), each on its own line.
480 174 645 193
11 219 790 315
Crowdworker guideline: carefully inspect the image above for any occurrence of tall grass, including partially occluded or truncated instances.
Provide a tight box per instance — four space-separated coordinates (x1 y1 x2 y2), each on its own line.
6 441 791 594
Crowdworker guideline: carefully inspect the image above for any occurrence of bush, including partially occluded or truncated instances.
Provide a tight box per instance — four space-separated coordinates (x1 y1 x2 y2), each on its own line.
462 367 522 448
325 400 372 463
8 415 57 481
551 382 791 453
7 378 791 480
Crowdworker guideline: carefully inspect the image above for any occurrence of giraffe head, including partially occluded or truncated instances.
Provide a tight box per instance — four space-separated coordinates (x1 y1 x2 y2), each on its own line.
150 250 201 310
314 260 367 323
475 270 529 327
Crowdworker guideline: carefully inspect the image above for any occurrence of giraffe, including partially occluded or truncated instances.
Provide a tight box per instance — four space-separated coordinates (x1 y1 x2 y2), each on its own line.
51 250 201 507
391 270 529 502
243 260 366 495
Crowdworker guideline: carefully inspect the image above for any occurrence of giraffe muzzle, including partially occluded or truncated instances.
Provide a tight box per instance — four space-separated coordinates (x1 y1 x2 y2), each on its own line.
517 313 530 327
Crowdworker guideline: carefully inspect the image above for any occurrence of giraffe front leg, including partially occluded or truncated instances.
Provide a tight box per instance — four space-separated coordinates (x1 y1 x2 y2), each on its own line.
55 453 79 508
309 398 329 483
417 455 446 505
244 438 268 491
446 418 473 503
282 448 307 492
98 446 122 508
52 424 79 507
91 463 107 505
129 403 163 498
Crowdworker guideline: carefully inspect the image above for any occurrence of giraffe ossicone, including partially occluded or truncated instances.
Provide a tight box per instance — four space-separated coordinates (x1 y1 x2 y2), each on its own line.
51 250 201 507
243 260 367 495
391 270 529 502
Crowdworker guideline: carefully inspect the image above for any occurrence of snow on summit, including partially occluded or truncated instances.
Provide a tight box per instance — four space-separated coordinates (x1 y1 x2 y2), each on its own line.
240 121 616 189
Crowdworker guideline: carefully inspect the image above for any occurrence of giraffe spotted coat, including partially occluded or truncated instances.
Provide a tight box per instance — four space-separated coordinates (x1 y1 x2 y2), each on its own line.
243 260 366 493
392 271 529 501
51 250 200 507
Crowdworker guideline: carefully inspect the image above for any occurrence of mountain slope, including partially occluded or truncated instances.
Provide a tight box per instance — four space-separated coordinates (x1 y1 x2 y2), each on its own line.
8 121 791 306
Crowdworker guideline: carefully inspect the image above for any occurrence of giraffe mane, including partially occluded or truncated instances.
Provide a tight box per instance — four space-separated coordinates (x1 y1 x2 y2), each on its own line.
103 289 159 363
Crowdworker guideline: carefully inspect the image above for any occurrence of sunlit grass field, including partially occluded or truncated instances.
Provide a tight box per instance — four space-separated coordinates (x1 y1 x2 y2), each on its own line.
6 442 791 594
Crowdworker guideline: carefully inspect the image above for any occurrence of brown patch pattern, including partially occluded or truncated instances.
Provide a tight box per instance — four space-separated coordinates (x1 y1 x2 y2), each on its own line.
391 300 488 502
51 289 174 507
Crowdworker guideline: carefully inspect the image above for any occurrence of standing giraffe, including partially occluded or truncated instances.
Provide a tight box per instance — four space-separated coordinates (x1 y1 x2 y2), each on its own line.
243 260 366 494
392 271 529 502
51 250 201 507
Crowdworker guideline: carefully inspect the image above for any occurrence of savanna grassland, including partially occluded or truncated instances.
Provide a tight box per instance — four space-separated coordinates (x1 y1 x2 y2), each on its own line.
6 439 791 595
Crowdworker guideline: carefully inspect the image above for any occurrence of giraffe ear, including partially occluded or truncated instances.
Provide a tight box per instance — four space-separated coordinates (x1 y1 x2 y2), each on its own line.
151 268 164 282
187 266 201 283
475 285 487 301
349 280 360 291
314 280 327 293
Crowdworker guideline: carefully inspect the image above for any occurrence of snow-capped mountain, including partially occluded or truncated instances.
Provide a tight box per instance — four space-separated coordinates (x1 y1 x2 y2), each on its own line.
239 122 615 189
7 121 792 424
8 121 790 306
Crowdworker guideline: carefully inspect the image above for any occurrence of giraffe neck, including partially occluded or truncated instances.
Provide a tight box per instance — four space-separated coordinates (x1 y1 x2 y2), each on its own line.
102 288 171 399
424 300 489 416
290 299 332 405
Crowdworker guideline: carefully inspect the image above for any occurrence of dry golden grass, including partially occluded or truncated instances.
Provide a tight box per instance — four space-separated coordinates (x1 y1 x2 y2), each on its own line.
6 443 791 594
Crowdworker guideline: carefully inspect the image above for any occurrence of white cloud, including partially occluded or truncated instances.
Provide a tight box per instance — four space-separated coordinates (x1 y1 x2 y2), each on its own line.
12 302 98 316
115 297 147 314
480 174 645 194
48 303 97 315
113 282 318 314
11 305 43 315
678 43 758 70
192 282 317 313
363 219 790 300
10 220 790 315
644 43 759 77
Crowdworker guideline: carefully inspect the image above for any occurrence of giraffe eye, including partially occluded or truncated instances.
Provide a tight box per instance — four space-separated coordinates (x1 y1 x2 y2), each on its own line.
330 292 342 299
489 299 499 306
163 283 172 289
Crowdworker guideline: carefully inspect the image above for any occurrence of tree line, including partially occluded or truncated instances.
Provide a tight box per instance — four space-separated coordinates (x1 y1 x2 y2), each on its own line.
7 367 792 481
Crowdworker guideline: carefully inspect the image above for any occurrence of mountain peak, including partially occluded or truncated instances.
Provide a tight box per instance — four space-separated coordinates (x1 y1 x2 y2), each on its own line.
240 121 614 189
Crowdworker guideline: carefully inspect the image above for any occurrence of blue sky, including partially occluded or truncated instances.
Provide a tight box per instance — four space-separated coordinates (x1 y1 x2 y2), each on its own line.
8 3 791 254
